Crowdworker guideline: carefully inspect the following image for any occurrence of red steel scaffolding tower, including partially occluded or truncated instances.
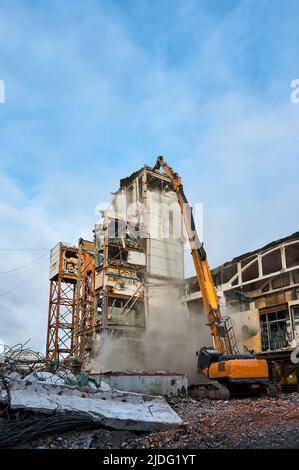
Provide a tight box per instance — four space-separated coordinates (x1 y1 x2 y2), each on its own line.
46 241 96 363
46 244 78 362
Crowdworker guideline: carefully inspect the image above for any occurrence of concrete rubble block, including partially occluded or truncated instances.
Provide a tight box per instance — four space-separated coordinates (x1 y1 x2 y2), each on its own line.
0 388 8 404
0 372 21 404
3 376 182 432
24 371 66 385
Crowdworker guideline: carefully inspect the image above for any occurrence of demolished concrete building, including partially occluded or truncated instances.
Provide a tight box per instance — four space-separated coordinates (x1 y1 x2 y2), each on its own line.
91 166 185 364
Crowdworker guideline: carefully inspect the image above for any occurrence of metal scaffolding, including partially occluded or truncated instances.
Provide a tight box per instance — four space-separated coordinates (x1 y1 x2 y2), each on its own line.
73 239 96 359
46 244 78 362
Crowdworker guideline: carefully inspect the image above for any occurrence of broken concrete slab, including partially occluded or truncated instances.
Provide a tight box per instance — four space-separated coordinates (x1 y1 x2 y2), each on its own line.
24 371 66 385
2 376 182 432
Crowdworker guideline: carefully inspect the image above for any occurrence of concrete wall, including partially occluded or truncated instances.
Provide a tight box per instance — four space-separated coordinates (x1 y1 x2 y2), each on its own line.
92 373 188 396
145 189 184 279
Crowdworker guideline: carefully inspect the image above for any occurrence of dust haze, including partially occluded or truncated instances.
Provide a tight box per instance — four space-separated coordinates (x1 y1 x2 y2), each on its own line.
90 283 212 383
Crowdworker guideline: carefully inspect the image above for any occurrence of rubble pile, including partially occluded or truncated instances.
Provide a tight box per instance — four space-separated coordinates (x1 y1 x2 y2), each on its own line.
26 428 143 449
1 343 298 449
126 395 299 449
19 394 299 449
0 343 182 448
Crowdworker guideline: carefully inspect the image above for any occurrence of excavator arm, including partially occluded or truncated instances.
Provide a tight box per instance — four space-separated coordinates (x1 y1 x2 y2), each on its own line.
153 156 238 355
152 156 274 400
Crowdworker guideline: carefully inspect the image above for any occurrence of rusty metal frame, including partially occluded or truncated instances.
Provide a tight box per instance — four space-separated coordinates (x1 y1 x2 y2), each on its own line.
73 242 96 359
46 245 78 362
221 239 299 292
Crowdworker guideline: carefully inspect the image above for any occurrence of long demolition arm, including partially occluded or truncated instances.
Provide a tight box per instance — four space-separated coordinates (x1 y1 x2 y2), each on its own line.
153 156 234 355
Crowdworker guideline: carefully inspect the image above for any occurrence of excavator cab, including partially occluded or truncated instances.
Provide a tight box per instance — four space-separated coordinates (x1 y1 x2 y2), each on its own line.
196 347 220 374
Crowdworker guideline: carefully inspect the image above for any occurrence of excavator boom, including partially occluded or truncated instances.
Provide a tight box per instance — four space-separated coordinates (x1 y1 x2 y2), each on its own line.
153 156 238 355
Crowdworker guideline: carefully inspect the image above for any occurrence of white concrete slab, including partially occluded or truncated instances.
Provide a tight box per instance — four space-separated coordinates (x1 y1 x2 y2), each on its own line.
5 379 182 432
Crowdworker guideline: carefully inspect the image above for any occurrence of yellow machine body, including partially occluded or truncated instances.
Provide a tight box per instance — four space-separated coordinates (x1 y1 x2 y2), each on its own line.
208 358 269 381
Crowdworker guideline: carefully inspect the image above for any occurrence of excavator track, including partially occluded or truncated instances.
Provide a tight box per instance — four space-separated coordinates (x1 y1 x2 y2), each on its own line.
189 381 230 400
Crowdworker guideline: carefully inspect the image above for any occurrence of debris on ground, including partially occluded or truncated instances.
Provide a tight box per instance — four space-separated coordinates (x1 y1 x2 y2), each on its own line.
126 395 299 449
0 342 182 447
25 427 144 449
15 394 299 449
1 341 298 449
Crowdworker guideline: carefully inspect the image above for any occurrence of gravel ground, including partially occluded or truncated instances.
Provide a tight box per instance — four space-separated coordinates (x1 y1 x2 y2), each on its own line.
24 394 299 449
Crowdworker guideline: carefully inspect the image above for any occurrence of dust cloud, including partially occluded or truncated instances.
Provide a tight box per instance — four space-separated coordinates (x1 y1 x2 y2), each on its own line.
89 283 211 383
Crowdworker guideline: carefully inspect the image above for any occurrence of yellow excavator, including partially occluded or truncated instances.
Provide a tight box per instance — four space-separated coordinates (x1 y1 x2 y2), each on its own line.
153 156 275 399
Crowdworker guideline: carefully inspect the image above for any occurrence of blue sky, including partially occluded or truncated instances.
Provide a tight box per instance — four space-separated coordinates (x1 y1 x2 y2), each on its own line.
0 0 299 351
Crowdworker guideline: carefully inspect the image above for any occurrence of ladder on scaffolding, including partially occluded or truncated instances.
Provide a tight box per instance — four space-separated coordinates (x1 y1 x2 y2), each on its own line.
219 316 240 355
